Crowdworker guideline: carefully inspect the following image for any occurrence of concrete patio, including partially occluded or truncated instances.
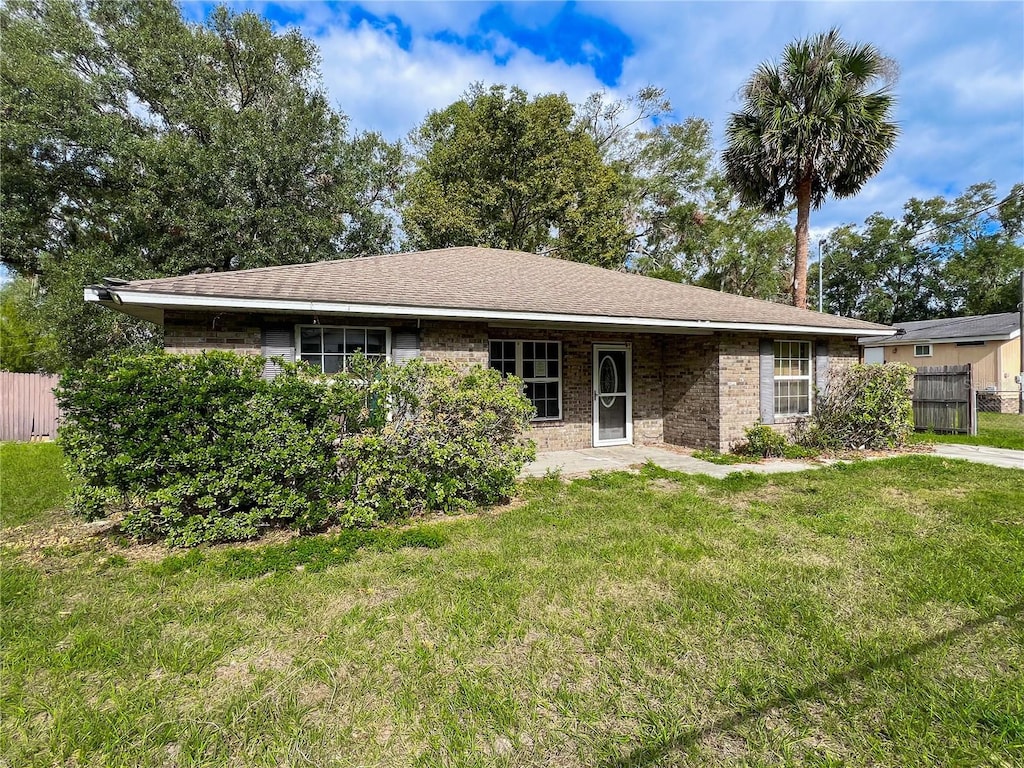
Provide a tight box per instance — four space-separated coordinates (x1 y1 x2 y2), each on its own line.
521 443 1024 479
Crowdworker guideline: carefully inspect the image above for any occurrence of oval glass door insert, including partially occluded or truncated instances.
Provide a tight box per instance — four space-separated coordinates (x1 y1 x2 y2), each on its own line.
599 355 618 408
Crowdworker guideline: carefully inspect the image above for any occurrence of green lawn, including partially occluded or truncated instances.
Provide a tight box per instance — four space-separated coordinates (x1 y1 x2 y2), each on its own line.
912 411 1024 451
0 441 70 527
2 446 1023 767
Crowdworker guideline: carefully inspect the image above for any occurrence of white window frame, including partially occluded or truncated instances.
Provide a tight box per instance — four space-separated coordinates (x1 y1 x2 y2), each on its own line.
295 325 391 373
773 339 813 418
914 344 933 357
488 339 563 422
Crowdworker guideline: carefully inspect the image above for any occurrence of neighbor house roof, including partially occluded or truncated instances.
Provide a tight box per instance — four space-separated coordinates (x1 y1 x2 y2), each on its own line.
860 312 1021 346
86 246 892 336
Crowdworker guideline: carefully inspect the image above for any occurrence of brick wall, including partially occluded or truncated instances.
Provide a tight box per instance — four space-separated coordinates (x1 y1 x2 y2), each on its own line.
164 311 263 355
420 322 489 367
717 334 860 450
163 311 410 357
662 335 719 448
662 333 861 452
829 337 861 376
483 327 665 452
716 333 762 450
161 310 861 453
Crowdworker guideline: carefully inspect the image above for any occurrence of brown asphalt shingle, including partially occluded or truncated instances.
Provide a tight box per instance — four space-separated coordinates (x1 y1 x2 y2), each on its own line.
115 247 890 332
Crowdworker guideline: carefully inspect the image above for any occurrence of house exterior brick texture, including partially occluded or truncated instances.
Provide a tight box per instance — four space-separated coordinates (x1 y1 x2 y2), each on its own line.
164 311 263 355
162 311 860 453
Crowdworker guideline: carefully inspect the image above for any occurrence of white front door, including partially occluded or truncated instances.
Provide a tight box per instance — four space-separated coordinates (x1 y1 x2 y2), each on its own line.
593 344 632 447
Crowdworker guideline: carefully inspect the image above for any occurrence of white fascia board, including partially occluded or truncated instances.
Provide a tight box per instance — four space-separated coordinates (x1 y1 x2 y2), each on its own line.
875 332 1018 346
87 288 894 338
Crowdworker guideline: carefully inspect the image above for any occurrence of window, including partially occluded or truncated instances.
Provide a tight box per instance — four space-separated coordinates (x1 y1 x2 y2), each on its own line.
774 340 812 417
489 340 562 421
914 344 933 357
955 340 985 347
298 325 388 373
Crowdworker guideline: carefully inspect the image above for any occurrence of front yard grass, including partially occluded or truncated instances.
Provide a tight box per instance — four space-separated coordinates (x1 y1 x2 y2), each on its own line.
911 411 1024 451
0 441 70 527
2 446 1022 767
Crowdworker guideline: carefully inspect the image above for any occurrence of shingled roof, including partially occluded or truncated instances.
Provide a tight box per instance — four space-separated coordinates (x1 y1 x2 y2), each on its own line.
87 247 891 335
860 312 1021 346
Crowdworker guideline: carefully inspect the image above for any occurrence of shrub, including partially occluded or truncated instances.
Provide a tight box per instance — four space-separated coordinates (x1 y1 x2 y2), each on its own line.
782 443 819 460
801 363 915 450
739 423 788 458
57 351 535 545
334 357 536 526
57 351 350 545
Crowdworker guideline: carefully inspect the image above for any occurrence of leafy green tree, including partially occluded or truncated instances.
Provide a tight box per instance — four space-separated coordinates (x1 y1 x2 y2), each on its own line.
1 0 401 367
0 277 56 372
931 182 1024 316
579 88 794 301
814 213 939 324
690 201 795 301
401 84 631 268
815 182 1023 323
724 28 899 308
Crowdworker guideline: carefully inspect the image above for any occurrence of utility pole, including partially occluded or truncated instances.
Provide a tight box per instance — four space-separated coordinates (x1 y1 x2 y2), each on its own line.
1019 270 1023 414
817 239 826 313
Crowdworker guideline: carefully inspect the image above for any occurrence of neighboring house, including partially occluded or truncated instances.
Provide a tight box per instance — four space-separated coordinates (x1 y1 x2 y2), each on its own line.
860 312 1023 413
86 247 892 452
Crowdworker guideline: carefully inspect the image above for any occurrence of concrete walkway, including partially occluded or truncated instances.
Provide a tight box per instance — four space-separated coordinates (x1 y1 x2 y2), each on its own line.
522 443 1024 480
931 443 1024 471
521 445 822 480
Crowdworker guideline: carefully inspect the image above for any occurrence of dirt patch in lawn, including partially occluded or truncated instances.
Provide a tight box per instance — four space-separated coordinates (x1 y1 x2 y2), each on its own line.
3 513 129 564
213 646 296 685
728 485 786 512
2 511 306 566
648 477 684 493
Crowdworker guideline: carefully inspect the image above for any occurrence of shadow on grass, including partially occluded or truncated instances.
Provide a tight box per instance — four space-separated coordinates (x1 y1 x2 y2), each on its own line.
603 600 1024 767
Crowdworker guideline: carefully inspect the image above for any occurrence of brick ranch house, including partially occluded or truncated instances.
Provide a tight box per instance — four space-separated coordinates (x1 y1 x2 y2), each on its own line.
86 247 893 452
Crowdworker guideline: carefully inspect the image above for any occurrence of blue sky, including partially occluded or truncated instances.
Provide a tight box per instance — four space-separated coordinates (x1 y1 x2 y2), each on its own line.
191 1 1023 243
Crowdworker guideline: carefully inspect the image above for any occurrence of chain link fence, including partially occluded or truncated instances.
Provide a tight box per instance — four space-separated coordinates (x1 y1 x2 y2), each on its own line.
976 386 1023 414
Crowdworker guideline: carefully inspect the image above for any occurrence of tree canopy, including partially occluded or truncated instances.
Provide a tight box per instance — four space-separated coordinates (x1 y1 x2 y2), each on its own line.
1 0 401 368
812 182 1024 324
400 84 632 269
4 6 1014 373
724 28 899 308
579 88 795 301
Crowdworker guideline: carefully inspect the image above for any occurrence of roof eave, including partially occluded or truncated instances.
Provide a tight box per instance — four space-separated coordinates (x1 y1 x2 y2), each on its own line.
84 287 165 323
863 331 1019 346
84 288 893 338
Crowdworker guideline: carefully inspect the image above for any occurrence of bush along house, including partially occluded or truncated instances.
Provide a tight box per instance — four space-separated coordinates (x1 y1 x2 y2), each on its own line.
86 247 894 452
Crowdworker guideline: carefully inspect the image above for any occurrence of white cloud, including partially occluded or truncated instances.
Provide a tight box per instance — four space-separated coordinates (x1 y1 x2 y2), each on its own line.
586 0 1023 227
210 1 1023 230
311 19 618 139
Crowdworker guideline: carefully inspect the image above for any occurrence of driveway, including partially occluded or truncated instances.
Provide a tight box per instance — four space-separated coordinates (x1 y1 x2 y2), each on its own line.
522 443 1024 479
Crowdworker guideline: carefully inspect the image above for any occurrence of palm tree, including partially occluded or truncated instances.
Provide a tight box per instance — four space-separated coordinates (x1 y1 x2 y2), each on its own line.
723 29 899 309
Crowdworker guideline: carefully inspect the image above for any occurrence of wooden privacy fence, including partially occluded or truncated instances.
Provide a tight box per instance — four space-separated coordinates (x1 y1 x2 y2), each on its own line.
912 365 976 435
0 372 61 442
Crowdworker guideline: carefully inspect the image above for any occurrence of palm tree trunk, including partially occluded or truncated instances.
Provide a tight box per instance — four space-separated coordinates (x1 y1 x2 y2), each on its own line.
793 176 812 308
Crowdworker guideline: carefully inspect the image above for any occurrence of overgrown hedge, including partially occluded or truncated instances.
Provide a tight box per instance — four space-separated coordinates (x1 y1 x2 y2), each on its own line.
56 351 535 546
801 362 915 450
